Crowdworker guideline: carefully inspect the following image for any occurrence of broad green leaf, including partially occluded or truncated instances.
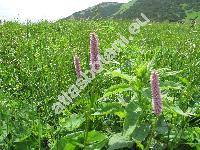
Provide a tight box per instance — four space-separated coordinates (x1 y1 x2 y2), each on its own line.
95 102 121 114
13 134 38 150
53 136 83 150
111 70 135 82
132 124 151 141
142 87 151 99
59 114 85 131
126 101 138 112
14 141 33 150
108 133 133 150
124 125 137 138
104 83 132 98
93 102 126 119
157 116 168 135
87 130 107 144
86 139 108 150
172 106 189 116
0 121 7 143
85 130 108 150
124 102 140 136
62 143 76 150
66 131 84 139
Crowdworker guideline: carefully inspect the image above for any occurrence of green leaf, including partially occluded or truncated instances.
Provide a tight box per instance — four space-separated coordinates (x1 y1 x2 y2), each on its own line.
108 133 133 150
53 132 84 150
62 143 76 150
135 63 148 78
111 70 135 82
53 136 83 150
126 101 138 112
87 130 107 144
178 77 190 85
13 134 38 150
124 102 140 136
158 68 181 77
0 121 7 143
104 83 132 98
93 102 126 119
132 124 151 141
172 106 189 116
157 116 168 135
59 114 85 131
142 87 151 99
161 81 183 90
85 130 108 150
86 139 108 150
14 141 33 150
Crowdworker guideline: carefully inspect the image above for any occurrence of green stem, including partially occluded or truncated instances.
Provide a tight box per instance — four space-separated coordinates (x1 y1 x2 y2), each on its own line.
84 79 95 148
145 118 156 150
83 89 90 148
6 114 9 149
84 110 89 148
38 114 41 150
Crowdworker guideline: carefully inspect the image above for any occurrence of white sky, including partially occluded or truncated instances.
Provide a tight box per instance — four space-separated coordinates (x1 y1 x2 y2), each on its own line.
0 0 130 22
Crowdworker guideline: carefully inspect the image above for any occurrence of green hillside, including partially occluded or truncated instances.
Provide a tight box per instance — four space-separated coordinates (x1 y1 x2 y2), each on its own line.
67 2 123 19
67 0 200 22
114 0 200 22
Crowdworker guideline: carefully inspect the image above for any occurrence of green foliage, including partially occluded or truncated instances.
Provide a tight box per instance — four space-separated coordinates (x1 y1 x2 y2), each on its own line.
0 20 199 149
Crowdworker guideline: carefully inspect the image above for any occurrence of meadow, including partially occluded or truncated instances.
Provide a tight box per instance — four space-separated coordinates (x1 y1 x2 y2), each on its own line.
0 20 199 149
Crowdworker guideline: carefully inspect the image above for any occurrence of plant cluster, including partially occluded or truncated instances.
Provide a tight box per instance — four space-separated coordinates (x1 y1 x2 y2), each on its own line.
0 20 199 149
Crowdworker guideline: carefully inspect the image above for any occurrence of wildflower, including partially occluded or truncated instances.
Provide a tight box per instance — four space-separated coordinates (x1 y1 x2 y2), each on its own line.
90 32 100 72
150 70 162 115
74 54 82 78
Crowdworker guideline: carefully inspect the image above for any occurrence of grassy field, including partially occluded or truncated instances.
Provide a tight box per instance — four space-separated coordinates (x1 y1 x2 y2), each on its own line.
0 20 200 149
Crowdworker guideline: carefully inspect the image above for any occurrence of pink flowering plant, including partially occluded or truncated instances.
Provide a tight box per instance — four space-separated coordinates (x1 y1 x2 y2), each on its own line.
52 32 198 150
73 54 82 78
150 70 162 116
1 19 199 150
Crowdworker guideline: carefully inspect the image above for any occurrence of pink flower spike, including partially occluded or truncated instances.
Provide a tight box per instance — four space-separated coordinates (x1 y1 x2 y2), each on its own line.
90 32 100 72
74 55 82 78
150 70 162 116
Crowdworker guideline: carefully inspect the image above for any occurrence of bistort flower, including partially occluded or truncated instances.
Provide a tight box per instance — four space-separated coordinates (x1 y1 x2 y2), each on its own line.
90 32 100 72
150 70 162 115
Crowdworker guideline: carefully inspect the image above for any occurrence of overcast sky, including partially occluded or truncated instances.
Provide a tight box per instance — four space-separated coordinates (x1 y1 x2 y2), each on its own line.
0 0 130 22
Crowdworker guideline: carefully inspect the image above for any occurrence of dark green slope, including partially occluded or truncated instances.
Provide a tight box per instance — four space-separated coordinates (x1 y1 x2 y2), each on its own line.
67 2 124 19
66 0 200 22
114 0 200 22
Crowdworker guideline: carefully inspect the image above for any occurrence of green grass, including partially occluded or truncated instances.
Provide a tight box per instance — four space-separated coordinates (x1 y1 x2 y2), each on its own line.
0 20 199 149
